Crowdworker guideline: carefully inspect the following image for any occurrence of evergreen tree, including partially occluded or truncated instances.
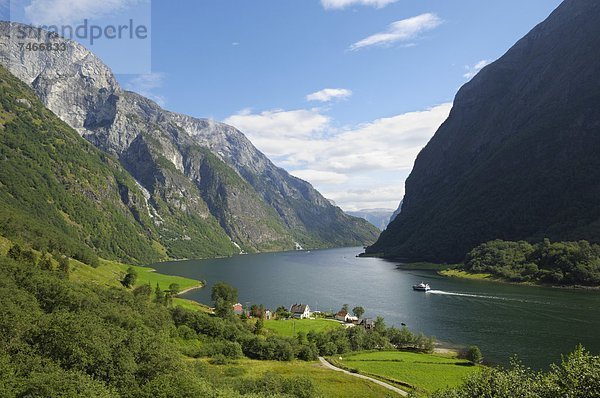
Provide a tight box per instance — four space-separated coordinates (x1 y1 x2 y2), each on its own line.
154 283 165 304
254 318 264 335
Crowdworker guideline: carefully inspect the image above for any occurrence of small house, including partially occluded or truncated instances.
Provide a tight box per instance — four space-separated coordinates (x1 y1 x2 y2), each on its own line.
289 303 311 319
335 310 351 322
232 303 243 315
264 310 272 320
359 318 375 330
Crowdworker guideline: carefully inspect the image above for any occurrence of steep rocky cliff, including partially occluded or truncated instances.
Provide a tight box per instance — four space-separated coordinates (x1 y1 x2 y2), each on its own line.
367 0 600 262
0 22 378 257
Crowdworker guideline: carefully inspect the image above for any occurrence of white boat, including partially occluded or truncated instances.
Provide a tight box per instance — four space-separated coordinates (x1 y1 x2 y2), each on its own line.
412 282 431 291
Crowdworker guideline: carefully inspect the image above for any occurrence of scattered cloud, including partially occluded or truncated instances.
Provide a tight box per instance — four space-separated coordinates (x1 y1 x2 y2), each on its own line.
463 60 490 79
291 170 349 185
24 0 144 25
224 103 452 210
350 13 442 51
125 72 166 106
231 42 240 46
321 0 398 10
306 88 352 102
224 108 330 157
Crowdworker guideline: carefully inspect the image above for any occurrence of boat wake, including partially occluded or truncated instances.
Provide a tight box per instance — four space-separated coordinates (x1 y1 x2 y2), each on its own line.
429 290 510 300
427 290 529 303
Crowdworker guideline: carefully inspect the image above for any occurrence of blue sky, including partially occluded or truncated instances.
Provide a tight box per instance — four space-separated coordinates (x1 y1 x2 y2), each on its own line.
4 0 563 211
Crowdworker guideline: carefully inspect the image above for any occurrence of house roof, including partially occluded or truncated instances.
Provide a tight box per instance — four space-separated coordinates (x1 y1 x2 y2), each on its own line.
336 310 348 317
290 304 309 313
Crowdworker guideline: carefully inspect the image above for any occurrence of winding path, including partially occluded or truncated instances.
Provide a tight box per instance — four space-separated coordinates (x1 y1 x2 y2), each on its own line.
318 357 408 396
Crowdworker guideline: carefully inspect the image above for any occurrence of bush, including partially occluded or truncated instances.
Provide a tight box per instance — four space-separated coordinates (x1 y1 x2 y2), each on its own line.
297 343 319 361
466 346 483 364
209 354 232 365
177 324 197 340
236 373 317 398
121 266 138 288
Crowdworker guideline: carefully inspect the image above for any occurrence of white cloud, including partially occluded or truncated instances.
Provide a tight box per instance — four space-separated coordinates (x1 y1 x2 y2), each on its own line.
24 0 143 25
463 60 489 79
223 103 452 210
350 13 442 51
125 72 166 106
325 185 405 212
224 108 330 157
321 0 397 10
306 88 352 102
291 170 349 185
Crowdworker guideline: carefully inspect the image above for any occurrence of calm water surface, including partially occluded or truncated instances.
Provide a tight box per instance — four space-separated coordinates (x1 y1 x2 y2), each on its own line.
153 247 600 368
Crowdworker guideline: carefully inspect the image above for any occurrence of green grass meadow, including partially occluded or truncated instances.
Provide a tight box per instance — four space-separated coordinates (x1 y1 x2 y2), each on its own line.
203 358 397 398
439 269 494 280
70 258 200 290
263 318 343 337
332 350 479 395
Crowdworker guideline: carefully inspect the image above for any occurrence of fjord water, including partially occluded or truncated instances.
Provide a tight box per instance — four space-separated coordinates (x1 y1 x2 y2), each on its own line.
153 247 600 368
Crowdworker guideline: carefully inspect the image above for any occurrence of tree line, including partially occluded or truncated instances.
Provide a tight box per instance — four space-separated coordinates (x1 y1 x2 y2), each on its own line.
464 239 600 285
433 346 600 398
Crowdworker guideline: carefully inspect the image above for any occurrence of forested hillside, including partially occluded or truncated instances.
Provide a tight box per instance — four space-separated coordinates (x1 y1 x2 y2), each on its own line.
0 65 237 263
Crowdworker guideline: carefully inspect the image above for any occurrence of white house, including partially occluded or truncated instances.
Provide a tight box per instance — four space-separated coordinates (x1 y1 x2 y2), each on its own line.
335 310 358 323
289 303 311 319
335 310 348 322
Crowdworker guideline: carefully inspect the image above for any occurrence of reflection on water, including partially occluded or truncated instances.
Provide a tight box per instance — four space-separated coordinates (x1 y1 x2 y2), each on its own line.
153 246 600 368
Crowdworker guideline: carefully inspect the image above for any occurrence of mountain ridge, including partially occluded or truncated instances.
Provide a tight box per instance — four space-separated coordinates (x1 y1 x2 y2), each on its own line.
367 0 600 262
0 22 378 259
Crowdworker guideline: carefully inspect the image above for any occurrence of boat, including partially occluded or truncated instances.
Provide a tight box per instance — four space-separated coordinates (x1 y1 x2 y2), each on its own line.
412 282 431 291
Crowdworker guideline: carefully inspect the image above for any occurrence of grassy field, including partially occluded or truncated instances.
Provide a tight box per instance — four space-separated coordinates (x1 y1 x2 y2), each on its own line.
202 358 397 398
70 258 201 290
172 297 213 313
396 262 457 271
331 350 479 395
263 318 343 337
439 269 494 280
69 257 212 312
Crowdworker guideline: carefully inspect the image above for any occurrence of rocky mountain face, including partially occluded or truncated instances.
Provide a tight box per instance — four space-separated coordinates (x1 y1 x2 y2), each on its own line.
367 0 600 262
0 64 173 264
0 22 378 259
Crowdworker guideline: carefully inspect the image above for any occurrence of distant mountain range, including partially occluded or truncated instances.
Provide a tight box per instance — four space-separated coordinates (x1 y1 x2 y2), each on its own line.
0 22 378 263
347 202 402 231
367 0 600 262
